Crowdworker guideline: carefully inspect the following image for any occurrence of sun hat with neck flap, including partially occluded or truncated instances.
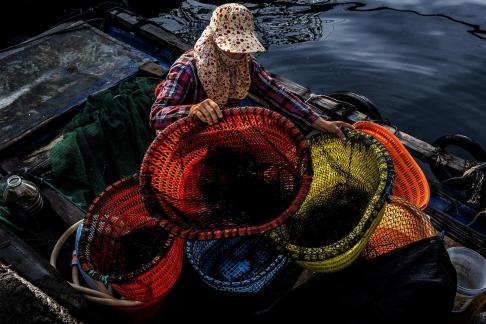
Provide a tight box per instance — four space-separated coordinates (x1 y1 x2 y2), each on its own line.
210 3 265 53
193 3 265 107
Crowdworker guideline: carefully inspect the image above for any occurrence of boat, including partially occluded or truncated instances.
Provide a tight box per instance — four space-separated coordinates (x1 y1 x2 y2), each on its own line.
1 5 485 323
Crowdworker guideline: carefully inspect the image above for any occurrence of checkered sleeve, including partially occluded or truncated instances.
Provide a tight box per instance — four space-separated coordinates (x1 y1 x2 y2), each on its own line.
149 61 194 130
249 56 320 127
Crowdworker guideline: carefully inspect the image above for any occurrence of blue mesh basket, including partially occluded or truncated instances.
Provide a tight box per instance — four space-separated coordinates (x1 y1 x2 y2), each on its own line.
185 235 288 293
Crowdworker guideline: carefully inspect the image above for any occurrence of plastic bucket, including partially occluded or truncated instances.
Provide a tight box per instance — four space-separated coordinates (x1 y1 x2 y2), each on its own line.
447 247 486 313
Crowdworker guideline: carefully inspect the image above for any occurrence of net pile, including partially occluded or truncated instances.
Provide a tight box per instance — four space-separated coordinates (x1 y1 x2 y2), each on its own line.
77 175 184 304
363 195 437 259
271 131 395 272
49 78 158 210
185 235 288 293
354 121 430 209
140 107 313 240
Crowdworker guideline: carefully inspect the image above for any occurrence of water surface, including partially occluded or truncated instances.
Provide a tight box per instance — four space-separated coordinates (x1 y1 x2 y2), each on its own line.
153 0 486 148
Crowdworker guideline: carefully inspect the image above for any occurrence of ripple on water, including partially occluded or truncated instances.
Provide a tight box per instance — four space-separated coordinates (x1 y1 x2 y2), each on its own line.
154 0 486 146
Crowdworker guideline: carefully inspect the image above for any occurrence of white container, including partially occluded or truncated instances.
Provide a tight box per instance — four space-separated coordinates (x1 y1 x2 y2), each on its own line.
447 247 486 313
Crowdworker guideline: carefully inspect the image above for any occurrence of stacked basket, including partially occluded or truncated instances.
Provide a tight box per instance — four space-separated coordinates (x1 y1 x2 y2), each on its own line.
140 107 313 293
76 175 184 318
55 104 437 321
270 131 395 272
354 122 437 259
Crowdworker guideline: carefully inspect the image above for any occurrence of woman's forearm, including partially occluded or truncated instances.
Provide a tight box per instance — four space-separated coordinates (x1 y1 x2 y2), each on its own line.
150 62 194 130
249 57 320 127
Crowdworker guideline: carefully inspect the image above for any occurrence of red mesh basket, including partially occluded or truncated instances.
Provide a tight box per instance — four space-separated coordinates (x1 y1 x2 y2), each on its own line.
140 107 313 240
354 121 430 209
77 175 184 303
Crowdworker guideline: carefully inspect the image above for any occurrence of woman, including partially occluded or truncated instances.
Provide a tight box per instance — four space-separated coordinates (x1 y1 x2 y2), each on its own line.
150 3 353 139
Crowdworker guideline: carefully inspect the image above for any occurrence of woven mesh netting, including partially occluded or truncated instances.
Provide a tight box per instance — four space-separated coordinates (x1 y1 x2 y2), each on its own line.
362 195 437 259
77 175 184 302
271 131 394 272
354 121 430 209
140 107 313 240
185 235 288 293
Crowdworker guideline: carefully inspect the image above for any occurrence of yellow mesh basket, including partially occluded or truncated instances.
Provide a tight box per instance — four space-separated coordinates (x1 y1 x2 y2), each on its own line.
362 195 437 259
270 131 394 272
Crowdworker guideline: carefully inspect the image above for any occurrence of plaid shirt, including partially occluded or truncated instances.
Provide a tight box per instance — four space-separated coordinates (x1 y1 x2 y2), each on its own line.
150 50 320 130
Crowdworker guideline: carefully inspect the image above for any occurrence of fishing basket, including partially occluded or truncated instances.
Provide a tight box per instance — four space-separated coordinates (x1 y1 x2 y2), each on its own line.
140 107 313 240
271 131 395 272
185 235 288 293
362 195 437 259
77 175 184 303
67 221 171 323
354 121 430 209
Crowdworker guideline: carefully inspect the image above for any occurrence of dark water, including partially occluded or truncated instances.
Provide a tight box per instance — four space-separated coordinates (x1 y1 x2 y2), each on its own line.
152 0 486 149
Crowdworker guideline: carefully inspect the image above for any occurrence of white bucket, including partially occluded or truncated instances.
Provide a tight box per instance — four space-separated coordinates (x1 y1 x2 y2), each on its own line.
447 247 486 313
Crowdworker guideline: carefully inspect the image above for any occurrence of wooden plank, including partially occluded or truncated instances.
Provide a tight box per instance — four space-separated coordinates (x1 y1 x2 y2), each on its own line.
278 79 468 174
386 128 467 172
139 61 168 77
269 74 312 98
108 9 191 52
140 23 192 52
427 207 486 257
0 224 87 309
40 186 84 227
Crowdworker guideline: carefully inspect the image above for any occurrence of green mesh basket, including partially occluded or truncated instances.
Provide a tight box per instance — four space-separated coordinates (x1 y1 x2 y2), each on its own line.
270 130 394 272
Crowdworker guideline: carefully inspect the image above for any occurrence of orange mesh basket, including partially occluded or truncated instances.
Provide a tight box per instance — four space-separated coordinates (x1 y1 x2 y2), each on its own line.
354 121 430 209
140 107 313 240
77 175 184 303
362 195 437 259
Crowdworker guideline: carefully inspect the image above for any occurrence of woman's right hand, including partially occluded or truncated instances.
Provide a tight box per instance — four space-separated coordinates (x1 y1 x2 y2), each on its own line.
189 99 223 125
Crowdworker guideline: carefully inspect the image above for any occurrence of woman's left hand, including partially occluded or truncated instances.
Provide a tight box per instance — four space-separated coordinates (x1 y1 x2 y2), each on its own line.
311 117 354 140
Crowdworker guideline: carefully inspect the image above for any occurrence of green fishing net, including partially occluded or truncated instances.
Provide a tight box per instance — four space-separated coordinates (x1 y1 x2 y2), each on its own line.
49 78 159 210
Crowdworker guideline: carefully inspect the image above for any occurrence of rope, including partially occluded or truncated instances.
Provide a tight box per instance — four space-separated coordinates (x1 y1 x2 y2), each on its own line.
304 93 327 104
442 162 486 185
49 220 143 307
467 209 486 227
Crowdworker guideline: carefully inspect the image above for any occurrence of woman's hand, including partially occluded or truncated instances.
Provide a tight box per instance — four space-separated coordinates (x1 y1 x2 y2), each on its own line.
311 117 354 140
189 99 223 125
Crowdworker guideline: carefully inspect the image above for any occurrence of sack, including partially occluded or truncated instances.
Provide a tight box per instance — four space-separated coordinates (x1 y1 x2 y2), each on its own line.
266 238 456 323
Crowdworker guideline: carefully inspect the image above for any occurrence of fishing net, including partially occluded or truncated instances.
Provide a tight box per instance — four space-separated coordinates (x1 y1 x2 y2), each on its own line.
354 121 430 209
271 131 395 272
49 78 158 211
185 235 288 293
77 175 184 303
362 195 437 259
140 107 313 240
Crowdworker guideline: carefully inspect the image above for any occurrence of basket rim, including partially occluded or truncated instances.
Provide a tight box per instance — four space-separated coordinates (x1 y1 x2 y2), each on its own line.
362 195 437 259
270 130 395 260
185 236 288 289
139 107 313 240
77 174 177 284
353 121 430 209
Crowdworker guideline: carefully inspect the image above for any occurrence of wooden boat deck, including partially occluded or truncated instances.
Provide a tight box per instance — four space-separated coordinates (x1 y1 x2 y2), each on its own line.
0 21 155 152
